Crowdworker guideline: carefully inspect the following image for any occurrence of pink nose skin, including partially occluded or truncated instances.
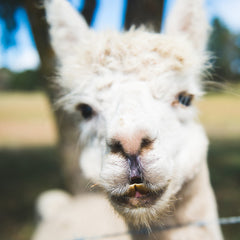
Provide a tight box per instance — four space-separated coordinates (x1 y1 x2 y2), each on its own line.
112 129 152 156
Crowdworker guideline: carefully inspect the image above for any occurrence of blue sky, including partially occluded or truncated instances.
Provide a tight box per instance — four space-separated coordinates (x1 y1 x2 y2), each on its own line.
0 0 240 72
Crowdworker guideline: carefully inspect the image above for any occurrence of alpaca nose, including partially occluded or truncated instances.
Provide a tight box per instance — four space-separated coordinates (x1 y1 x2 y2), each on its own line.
108 133 154 184
108 132 153 156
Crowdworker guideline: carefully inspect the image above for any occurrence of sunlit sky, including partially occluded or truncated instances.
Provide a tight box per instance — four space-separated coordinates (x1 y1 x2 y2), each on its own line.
0 0 240 72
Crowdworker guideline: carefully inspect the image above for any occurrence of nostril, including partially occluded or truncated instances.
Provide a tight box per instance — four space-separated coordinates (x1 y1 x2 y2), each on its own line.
108 140 124 154
140 137 154 150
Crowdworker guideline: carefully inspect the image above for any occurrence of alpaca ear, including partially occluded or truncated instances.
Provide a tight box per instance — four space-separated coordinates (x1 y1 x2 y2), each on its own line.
165 0 209 51
45 0 89 60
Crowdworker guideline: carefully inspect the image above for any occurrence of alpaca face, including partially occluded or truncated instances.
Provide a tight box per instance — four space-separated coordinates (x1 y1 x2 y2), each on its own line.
74 68 208 226
45 0 209 227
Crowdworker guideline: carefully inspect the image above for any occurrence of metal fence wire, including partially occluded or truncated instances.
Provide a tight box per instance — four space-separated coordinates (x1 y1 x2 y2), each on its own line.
73 216 240 240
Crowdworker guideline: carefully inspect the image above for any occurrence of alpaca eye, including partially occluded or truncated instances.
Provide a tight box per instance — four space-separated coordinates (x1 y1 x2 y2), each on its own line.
76 103 95 119
177 92 193 107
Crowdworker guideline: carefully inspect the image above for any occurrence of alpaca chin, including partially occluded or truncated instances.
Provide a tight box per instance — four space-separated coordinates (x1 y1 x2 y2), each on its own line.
107 182 174 228
110 193 175 229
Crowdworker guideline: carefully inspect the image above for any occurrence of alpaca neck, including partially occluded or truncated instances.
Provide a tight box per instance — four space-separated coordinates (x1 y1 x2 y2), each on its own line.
172 161 217 224
130 161 223 240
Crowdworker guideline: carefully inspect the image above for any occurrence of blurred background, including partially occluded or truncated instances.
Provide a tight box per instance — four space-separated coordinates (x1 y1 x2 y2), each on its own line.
0 0 239 239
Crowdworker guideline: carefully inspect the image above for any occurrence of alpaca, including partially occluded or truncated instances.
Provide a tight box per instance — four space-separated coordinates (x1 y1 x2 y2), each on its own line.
33 0 223 239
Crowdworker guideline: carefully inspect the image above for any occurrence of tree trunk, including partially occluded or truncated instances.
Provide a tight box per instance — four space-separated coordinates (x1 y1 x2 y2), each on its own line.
81 0 97 25
23 0 96 193
23 0 55 79
124 0 164 32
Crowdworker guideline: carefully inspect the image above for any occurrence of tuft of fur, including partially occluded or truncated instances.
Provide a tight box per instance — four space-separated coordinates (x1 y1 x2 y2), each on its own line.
36 189 72 221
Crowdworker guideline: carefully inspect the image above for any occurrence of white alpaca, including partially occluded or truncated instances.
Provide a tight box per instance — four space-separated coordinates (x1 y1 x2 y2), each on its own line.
32 0 223 239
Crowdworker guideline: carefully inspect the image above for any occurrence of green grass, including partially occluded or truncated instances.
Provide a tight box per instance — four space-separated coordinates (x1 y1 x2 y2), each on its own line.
0 147 65 240
208 139 240 240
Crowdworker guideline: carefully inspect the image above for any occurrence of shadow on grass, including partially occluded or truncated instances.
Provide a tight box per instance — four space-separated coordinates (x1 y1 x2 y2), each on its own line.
0 146 65 240
208 138 240 240
0 139 239 240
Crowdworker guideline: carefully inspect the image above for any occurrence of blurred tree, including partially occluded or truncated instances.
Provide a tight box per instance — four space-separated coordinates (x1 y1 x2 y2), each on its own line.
208 18 240 82
0 0 96 82
10 69 42 90
0 68 43 90
0 0 23 47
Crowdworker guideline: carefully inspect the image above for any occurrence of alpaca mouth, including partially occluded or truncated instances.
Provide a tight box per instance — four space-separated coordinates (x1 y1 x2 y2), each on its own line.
111 183 167 208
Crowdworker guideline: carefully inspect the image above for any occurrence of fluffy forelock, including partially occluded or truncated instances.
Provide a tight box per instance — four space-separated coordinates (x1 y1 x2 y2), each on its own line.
57 28 208 92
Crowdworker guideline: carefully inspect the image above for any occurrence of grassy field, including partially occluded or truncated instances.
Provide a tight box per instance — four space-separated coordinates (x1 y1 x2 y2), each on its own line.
198 92 240 139
0 92 57 147
0 91 239 240
0 91 240 147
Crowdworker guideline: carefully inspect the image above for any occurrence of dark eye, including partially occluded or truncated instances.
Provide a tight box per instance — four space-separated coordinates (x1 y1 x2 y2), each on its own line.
76 103 95 119
177 92 193 107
